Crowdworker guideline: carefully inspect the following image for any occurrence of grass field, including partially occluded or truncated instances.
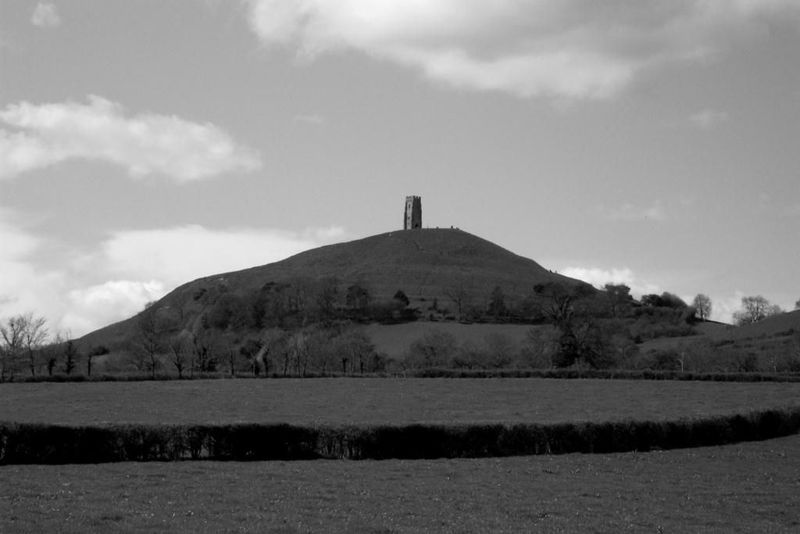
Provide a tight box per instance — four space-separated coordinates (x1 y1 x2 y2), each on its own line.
2 434 799 532
3 378 800 426
364 322 536 358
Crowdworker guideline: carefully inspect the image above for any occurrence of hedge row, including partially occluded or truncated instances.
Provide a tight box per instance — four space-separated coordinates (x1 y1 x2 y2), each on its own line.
2 407 799 464
8 368 800 383
409 368 800 382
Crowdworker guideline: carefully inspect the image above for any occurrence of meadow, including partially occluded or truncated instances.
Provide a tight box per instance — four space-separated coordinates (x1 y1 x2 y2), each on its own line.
2 434 799 532
3 378 800 426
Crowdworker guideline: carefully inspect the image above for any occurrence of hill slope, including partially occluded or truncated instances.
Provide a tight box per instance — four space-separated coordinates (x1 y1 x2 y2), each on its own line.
79 229 585 349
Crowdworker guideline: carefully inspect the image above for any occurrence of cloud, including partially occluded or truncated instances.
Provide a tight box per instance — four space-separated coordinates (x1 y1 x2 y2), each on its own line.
293 114 326 125
600 201 667 222
0 96 261 181
0 210 66 329
560 266 662 298
245 0 800 100
0 221 347 337
88 225 347 288
63 280 166 336
31 3 61 28
690 108 730 129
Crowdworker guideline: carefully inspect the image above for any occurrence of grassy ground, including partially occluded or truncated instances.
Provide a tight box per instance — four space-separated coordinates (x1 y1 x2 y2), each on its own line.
364 322 536 359
1 435 798 533
3 378 800 426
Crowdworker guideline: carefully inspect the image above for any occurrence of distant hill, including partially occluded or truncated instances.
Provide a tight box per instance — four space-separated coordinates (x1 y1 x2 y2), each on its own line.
704 310 800 341
78 228 587 349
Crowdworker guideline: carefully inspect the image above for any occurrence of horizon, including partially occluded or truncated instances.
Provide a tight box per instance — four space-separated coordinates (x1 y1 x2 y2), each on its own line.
1 1 798 336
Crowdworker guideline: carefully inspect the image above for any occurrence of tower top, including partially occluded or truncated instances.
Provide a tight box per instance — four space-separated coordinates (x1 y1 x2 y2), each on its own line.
404 196 422 230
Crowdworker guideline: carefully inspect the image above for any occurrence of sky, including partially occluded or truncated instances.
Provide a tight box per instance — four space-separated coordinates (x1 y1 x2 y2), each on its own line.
1 0 799 336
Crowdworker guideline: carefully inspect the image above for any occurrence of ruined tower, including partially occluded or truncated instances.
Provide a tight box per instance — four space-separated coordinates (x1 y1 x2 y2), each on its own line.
404 196 422 230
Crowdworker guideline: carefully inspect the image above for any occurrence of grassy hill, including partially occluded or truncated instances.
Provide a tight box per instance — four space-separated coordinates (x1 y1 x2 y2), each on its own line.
638 310 800 372
74 227 798 376
78 228 586 350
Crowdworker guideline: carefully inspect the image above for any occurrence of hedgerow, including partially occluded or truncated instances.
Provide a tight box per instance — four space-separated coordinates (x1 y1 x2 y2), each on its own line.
1 406 799 464
8 368 800 383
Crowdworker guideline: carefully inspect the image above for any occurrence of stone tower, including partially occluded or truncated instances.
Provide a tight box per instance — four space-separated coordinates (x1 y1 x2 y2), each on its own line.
404 196 422 230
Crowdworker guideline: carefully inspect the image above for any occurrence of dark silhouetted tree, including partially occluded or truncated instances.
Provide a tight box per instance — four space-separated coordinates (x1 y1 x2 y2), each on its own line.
487 286 508 320
604 284 633 318
63 340 78 375
393 290 410 307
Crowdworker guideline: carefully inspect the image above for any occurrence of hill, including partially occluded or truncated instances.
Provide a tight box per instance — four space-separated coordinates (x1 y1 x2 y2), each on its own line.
78 228 587 350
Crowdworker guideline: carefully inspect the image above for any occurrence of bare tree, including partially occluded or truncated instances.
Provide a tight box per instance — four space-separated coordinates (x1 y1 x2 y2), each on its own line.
44 332 63 376
733 295 783 326
1 315 27 380
168 332 190 378
22 314 48 377
137 304 163 378
445 279 473 321
1 313 48 379
692 294 712 321
533 283 599 368
190 326 217 375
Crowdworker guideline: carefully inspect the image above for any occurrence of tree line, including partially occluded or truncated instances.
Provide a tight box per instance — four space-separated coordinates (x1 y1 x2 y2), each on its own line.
1 287 797 380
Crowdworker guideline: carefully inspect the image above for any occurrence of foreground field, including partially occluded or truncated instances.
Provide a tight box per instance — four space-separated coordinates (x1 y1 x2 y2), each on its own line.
3 378 800 426
2 434 799 532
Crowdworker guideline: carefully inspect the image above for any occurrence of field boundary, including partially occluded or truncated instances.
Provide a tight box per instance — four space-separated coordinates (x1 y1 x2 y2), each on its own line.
5 368 800 383
2 407 799 464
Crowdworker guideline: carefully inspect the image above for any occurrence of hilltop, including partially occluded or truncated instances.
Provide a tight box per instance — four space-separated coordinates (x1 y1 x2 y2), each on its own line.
78 228 587 349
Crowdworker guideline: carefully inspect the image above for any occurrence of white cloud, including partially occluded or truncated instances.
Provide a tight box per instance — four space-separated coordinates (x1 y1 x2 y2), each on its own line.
559 266 661 298
0 210 66 330
89 225 347 289
690 108 730 129
0 221 347 337
600 201 667 222
0 96 261 181
31 3 61 28
245 0 800 100
62 280 165 336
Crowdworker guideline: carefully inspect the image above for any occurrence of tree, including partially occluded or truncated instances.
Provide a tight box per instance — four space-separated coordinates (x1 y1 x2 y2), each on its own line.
393 290 410 307
86 345 109 377
335 328 376 374
487 286 508 320
1 313 47 380
22 314 48 376
63 340 79 375
641 292 687 309
481 332 515 368
604 284 633 318
692 294 712 321
345 284 371 315
168 333 190 378
533 283 602 368
445 280 473 321
137 304 163 378
315 277 340 323
733 295 782 325
44 333 63 376
190 324 218 375
407 329 458 368
795 298 800 311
